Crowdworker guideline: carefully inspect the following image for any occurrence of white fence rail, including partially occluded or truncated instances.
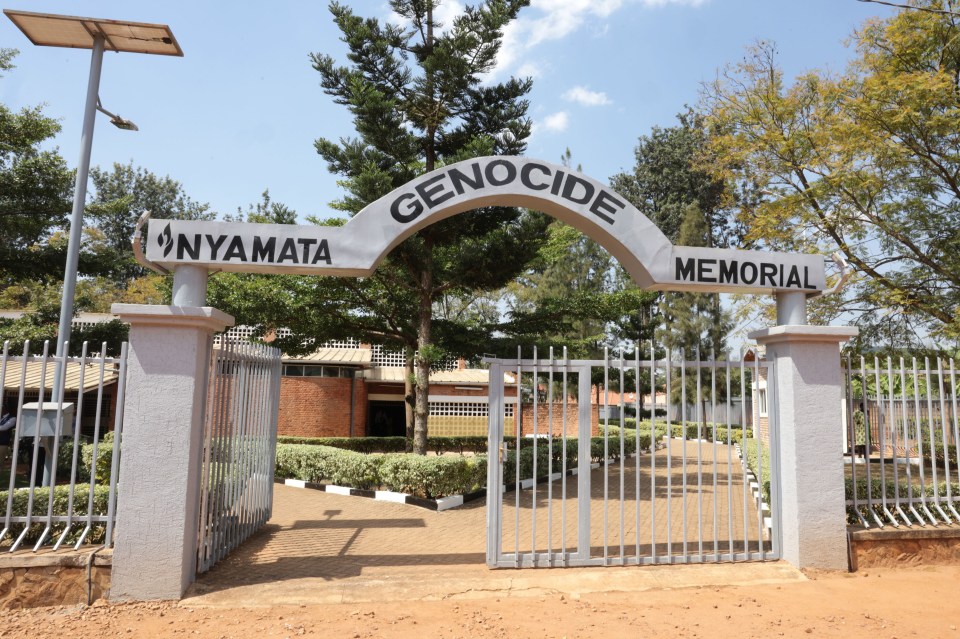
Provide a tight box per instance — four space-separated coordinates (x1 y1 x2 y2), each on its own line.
843 354 960 528
0 340 127 552
197 339 281 574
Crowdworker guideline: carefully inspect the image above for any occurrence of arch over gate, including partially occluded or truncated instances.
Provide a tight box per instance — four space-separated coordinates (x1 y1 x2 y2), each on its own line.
144 156 825 294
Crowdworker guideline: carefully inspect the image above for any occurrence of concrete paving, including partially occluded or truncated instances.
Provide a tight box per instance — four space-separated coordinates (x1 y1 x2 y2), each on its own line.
184 443 803 608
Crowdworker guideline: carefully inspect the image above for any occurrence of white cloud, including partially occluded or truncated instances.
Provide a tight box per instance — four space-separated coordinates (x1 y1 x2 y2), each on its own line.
516 62 544 79
492 0 707 78
563 86 611 106
541 111 570 132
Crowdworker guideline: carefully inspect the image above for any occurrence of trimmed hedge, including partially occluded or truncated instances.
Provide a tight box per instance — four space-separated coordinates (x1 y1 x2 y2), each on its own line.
0 484 111 546
741 438 771 506
274 444 487 498
276 435 504 456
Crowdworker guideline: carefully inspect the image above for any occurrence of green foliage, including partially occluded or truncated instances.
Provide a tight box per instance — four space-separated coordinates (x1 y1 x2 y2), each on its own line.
704 7 960 341
0 51 74 287
79 440 115 486
378 454 486 499
0 484 111 547
276 435 502 455
741 438 771 505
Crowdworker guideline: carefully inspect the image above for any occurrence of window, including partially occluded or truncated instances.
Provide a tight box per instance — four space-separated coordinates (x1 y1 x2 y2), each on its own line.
758 389 768 416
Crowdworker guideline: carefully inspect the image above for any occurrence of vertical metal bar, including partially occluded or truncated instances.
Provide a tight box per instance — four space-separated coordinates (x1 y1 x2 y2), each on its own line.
740 351 750 558
923 357 943 522
912 358 934 523
55 342 89 550
576 363 591 562
13 341 51 553
199 338 222 570
862 355 883 527
665 347 674 560
936 358 955 521
36 342 71 550
104 342 128 547
547 348 554 565
711 353 719 557
561 347 568 564
887 357 905 525
649 339 657 564
755 355 764 555
680 349 688 559
948 359 960 519
874 356 895 525
695 347 703 560
603 346 609 564
726 357 734 556
0 341 10 544
531 346 538 564
515 346 521 566
618 349 625 562
634 346 641 561
486 363 503 567
894 357 923 526
76 344 108 549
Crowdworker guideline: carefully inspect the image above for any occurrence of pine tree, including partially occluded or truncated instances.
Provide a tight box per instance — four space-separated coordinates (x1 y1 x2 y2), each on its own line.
311 0 547 454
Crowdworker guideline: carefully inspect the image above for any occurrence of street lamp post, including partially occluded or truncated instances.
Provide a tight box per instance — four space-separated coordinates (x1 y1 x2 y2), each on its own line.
4 10 182 485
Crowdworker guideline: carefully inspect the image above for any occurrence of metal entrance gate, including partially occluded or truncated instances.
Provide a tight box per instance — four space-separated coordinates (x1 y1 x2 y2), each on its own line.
485 347 779 568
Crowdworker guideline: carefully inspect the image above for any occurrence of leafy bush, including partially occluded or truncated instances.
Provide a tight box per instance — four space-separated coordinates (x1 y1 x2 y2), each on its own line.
0 484 111 547
276 435 508 456
741 438 770 505
80 441 115 485
275 444 384 489
379 454 486 498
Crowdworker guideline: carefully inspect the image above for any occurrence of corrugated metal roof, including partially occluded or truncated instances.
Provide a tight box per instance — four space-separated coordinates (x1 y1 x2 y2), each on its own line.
365 367 509 385
2 361 119 393
283 347 372 365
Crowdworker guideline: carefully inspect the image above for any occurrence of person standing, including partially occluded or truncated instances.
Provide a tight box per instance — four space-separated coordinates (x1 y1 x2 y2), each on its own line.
0 405 15 466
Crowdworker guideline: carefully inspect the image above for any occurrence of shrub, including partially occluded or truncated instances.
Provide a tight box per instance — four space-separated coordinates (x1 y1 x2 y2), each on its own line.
80 441 115 485
274 444 384 489
0 484 111 547
379 454 486 498
741 438 771 506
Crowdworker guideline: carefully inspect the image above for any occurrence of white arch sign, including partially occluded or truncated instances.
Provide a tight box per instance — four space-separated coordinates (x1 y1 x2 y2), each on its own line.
145 156 825 294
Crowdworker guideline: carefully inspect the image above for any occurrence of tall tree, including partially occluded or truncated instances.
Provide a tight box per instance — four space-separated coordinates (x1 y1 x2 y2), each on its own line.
310 0 547 454
87 161 215 284
703 2 960 342
0 49 74 286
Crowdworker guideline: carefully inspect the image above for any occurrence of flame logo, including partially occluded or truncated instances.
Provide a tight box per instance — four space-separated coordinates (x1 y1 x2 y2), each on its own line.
158 223 173 258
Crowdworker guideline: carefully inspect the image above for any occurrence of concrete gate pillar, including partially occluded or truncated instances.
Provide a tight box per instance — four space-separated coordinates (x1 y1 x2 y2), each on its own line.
109 303 234 600
749 322 858 570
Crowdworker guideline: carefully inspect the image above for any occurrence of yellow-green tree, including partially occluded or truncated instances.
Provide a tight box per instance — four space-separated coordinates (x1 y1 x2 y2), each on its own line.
704 1 960 343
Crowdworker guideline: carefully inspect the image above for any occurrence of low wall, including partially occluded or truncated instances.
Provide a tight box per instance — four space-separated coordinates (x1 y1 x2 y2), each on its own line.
849 527 960 570
0 551 112 609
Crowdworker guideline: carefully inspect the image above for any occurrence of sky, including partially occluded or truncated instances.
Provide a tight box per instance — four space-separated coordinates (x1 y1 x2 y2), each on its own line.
0 0 894 223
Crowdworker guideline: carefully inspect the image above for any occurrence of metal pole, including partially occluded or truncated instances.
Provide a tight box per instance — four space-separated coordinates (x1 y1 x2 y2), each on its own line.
54 35 105 397
775 291 807 326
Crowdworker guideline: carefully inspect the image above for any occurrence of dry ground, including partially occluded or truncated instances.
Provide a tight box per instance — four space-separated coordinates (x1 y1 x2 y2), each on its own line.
3 565 960 638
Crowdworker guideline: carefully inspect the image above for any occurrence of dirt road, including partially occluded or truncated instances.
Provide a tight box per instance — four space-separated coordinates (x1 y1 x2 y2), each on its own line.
3 565 959 638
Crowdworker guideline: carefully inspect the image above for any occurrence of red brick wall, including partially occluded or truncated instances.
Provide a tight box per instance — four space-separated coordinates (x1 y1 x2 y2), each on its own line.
278 376 367 438
519 403 600 437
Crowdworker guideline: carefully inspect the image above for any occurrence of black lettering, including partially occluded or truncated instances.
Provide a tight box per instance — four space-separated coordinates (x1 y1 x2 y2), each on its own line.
177 234 201 260
311 239 332 264
561 175 595 205
760 262 778 287
390 193 424 223
520 163 551 191
205 234 227 260
550 170 565 195
697 258 717 283
786 265 801 288
448 163 484 194
588 190 624 225
252 236 275 262
484 159 517 186
297 238 317 262
804 266 817 290
778 264 784 287
719 260 738 284
676 257 696 281
223 236 247 261
415 174 455 209
741 262 758 285
277 238 299 263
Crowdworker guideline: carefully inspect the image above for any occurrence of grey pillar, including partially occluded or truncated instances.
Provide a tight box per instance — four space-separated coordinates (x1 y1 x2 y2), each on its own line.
109 304 234 600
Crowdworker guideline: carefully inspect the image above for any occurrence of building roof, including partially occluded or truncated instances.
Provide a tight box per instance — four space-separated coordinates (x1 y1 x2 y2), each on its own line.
283 347 372 366
365 367 510 385
2 361 119 393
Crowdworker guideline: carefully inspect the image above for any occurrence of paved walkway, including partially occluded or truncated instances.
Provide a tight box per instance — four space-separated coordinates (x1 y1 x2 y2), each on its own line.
185 442 797 607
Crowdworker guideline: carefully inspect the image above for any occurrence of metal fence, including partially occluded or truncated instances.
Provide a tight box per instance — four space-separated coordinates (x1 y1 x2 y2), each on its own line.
197 338 281 573
486 346 775 569
843 355 960 528
0 340 128 552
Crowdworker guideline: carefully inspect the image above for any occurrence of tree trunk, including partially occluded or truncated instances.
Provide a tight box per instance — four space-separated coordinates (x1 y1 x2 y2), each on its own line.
413 245 434 456
404 350 415 453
